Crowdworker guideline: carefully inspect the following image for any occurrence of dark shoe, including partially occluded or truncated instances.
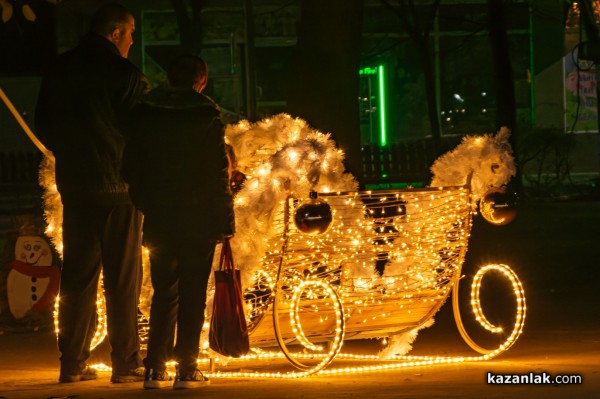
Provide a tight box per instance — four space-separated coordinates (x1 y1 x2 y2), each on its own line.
173 368 210 389
143 368 172 389
111 366 145 383
59 365 98 383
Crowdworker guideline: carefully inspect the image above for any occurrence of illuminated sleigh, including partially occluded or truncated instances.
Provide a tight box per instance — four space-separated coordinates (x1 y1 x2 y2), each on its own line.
221 117 525 376
234 186 525 375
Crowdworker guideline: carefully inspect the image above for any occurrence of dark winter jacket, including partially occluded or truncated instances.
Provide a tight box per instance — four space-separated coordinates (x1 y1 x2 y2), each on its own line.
123 86 235 239
35 33 148 204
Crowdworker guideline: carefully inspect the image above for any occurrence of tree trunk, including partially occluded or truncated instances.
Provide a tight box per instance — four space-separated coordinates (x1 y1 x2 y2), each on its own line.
487 0 520 192
171 0 205 54
286 0 364 182
487 0 516 131
381 0 442 152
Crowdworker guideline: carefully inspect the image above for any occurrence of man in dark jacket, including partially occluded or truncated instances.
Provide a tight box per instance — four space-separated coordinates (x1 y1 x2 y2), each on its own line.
123 55 235 390
35 4 149 384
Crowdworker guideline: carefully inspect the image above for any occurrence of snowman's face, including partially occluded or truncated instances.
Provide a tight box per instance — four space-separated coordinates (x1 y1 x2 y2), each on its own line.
15 236 52 266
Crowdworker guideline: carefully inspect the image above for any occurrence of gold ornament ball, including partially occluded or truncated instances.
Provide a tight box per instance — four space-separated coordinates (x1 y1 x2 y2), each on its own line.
479 187 518 226
294 192 332 235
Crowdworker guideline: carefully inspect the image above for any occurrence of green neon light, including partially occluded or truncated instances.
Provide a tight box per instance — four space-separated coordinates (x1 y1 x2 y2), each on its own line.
359 66 378 76
378 65 387 146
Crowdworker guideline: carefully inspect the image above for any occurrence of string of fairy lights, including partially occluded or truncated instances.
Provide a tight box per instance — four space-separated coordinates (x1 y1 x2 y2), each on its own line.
247 187 471 350
37 114 526 378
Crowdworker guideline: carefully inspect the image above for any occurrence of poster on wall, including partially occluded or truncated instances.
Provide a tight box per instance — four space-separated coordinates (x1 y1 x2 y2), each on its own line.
564 47 598 133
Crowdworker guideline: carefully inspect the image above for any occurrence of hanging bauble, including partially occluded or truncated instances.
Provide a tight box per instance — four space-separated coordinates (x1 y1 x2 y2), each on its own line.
479 187 518 226
294 191 332 235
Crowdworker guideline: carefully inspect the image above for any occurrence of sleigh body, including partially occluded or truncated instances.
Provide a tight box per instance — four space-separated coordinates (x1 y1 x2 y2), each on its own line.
244 185 473 348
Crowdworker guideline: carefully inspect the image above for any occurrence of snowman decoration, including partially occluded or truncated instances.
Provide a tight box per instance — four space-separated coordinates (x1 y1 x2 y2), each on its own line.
6 235 60 319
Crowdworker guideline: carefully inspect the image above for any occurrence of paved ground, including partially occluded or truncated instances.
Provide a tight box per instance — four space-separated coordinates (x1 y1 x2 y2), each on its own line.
1 199 599 398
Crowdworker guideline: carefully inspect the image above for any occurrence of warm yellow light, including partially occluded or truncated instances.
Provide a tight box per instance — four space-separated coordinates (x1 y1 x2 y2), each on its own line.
287 150 298 161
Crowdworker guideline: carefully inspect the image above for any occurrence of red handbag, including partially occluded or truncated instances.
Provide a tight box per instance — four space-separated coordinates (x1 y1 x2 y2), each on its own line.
209 238 250 357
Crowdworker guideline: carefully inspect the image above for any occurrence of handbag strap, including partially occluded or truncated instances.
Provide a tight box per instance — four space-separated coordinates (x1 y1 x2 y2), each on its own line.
219 238 235 272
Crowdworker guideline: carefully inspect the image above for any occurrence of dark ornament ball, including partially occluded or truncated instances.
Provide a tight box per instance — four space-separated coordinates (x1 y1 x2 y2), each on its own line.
480 187 518 226
294 192 333 235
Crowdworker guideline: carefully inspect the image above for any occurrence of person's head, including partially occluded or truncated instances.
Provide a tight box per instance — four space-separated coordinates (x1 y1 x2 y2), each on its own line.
91 3 135 58
167 55 209 93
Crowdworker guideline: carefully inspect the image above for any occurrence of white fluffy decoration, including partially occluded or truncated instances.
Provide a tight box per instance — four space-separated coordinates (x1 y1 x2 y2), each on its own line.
378 318 435 359
225 113 358 286
430 127 516 200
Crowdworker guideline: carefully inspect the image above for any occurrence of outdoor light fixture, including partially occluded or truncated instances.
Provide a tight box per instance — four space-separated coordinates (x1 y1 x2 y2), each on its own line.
453 93 465 103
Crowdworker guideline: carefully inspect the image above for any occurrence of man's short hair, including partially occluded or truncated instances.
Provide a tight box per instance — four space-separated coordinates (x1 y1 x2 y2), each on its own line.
91 3 133 37
167 55 208 89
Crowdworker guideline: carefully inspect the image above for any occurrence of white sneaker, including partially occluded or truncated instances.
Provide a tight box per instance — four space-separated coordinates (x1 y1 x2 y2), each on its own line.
143 368 172 389
173 369 210 389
